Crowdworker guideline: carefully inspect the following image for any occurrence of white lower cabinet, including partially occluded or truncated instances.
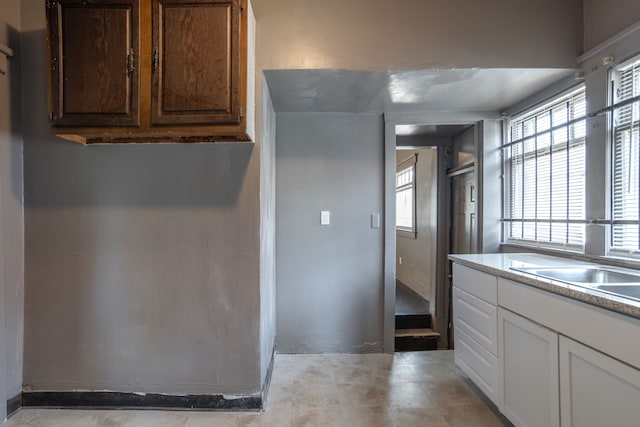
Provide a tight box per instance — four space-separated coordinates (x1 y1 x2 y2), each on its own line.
498 307 560 427
559 336 640 427
451 262 640 427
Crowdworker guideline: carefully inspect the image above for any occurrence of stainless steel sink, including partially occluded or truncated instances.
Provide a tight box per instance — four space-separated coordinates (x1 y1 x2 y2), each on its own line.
511 266 640 301
594 285 640 300
514 267 640 284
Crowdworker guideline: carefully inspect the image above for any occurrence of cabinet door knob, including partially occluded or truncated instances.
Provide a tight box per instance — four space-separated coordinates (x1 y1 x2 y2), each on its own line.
152 48 159 73
127 48 135 75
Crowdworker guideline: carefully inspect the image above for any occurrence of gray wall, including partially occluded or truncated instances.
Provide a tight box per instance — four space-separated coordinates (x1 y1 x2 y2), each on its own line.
259 77 276 385
253 0 582 70
0 0 24 420
583 0 640 51
477 120 503 254
21 0 263 396
396 148 438 302
451 127 476 169
276 113 384 353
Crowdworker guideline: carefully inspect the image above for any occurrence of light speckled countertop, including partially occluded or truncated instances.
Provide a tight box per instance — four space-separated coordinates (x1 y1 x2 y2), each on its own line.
448 253 640 320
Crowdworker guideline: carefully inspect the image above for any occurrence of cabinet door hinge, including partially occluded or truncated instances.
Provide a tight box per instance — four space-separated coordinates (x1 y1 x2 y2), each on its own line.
48 112 53 122
127 49 135 75
152 47 159 73
240 107 243 120
240 0 244 11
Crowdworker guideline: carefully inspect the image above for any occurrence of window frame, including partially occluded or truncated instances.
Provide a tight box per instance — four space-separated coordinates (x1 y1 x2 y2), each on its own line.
608 55 640 258
396 153 417 239
501 85 587 252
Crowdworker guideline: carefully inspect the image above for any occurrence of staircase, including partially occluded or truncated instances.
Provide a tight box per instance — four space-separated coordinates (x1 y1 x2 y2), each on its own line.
395 313 439 351
395 282 440 351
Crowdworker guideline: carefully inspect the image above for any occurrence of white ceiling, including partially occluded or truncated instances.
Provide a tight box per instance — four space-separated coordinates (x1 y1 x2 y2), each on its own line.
264 68 577 115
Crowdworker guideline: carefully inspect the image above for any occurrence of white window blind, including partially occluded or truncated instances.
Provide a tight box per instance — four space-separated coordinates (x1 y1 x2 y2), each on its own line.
396 154 417 231
611 57 640 253
503 86 587 249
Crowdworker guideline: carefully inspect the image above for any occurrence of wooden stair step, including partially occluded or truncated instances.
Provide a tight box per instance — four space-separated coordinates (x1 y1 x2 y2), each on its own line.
394 329 440 351
395 328 440 338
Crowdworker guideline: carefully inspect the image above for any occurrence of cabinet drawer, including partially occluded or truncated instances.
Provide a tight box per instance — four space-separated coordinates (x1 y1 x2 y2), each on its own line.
453 287 497 356
453 264 497 304
454 325 499 405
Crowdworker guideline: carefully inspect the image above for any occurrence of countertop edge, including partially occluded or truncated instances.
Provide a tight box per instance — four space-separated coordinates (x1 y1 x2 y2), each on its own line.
449 254 640 320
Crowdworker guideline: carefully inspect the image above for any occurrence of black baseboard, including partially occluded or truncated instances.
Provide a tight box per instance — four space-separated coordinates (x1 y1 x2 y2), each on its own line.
10 357 275 414
7 393 21 417
22 391 262 411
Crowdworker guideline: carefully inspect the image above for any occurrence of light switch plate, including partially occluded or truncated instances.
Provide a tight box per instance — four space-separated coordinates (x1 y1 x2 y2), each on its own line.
371 213 380 229
321 211 330 225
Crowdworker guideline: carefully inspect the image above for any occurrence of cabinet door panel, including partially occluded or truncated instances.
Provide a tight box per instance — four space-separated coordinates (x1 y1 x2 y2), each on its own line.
152 0 241 125
498 308 560 427
49 0 139 127
560 336 640 427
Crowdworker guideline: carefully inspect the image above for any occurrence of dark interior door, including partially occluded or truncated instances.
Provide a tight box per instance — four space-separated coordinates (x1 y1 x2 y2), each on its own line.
451 171 477 254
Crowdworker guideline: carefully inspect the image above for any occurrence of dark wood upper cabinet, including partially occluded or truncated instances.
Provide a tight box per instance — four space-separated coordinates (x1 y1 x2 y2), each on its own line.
152 0 240 126
48 0 140 127
46 0 254 144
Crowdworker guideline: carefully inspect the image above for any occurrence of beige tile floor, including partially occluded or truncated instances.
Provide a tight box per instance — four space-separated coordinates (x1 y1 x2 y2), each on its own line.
5 351 512 426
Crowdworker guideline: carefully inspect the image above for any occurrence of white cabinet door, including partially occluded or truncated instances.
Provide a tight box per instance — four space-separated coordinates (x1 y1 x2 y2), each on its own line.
559 336 640 427
498 308 560 427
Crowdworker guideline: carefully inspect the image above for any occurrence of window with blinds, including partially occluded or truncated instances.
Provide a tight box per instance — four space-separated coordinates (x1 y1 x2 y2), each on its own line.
611 56 640 254
503 86 587 249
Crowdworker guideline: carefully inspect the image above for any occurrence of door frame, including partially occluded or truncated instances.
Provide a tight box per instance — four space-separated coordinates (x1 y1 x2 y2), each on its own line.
383 111 502 352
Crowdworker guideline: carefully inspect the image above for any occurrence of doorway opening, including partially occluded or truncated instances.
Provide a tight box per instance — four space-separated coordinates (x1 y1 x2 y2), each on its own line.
388 122 479 352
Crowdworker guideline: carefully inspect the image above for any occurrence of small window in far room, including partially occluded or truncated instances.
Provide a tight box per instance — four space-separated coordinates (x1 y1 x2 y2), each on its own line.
396 153 417 237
